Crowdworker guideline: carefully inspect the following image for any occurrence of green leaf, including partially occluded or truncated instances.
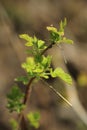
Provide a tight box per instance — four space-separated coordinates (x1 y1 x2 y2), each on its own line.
40 72 49 79
63 18 67 27
41 56 52 69
51 68 72 85
62 37 73 44
7 86 25 113
7 86 24 100
34 54 43 63
10 119 18 130
47 21 65 43
15 76 29 85
47 26 58 33
37 40 46 49
19 34 33 46
21 57 35 73
25 41 33 47
27 112 40 129
60 18 67 30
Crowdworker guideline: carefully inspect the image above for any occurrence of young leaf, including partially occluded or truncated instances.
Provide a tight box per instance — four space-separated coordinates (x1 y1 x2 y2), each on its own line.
47 26 58 33
62 37 73 44
60 18 67 31
15 76 29 85
21 57 35 73
40 73 49 79
51 68 72 85
7 86 25 113
63 18 67 27
41 55 52 69
19 34 33 46
37 40 46 49
27 112 40 129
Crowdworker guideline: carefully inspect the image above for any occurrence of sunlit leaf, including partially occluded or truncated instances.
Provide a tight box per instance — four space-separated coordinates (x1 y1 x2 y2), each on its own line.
47 26 58 33
37 40 46 49
42 56 52 69
19 34 33 46
51 68 72 85
62 37 73 44
60 18 67 30
21 57 35 73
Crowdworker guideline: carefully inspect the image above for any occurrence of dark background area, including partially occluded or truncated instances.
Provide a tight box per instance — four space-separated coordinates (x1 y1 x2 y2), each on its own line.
0 0 87 130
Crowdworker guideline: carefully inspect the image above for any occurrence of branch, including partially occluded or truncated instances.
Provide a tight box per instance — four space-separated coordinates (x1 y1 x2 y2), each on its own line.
41 42 54 55
23 77 35 104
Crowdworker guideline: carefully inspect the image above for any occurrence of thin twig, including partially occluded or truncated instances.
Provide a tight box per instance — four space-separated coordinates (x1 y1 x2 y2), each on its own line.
18 77 35 130
41 79 72 107
23 77 35 104
41 42 54 55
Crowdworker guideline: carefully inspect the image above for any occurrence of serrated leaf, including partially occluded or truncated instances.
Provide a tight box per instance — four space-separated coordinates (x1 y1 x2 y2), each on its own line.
51 68 72 85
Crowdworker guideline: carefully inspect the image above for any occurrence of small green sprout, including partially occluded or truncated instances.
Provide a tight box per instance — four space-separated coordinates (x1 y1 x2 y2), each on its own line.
7 86 25 113
27 112 40 129
47 18 73 44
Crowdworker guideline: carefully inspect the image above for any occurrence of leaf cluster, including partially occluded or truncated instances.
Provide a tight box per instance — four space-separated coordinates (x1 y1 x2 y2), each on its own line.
19 19 73 85
47 18 73 44
7 86 25 113
21 55 52 80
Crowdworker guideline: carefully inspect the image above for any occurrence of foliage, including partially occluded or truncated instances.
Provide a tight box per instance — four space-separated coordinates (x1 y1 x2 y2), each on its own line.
19 18 72 85
27 112 40 129
6 18 73 130
10 119 18 130
50 68 72 85
7 85 25 113
47 18 73 44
